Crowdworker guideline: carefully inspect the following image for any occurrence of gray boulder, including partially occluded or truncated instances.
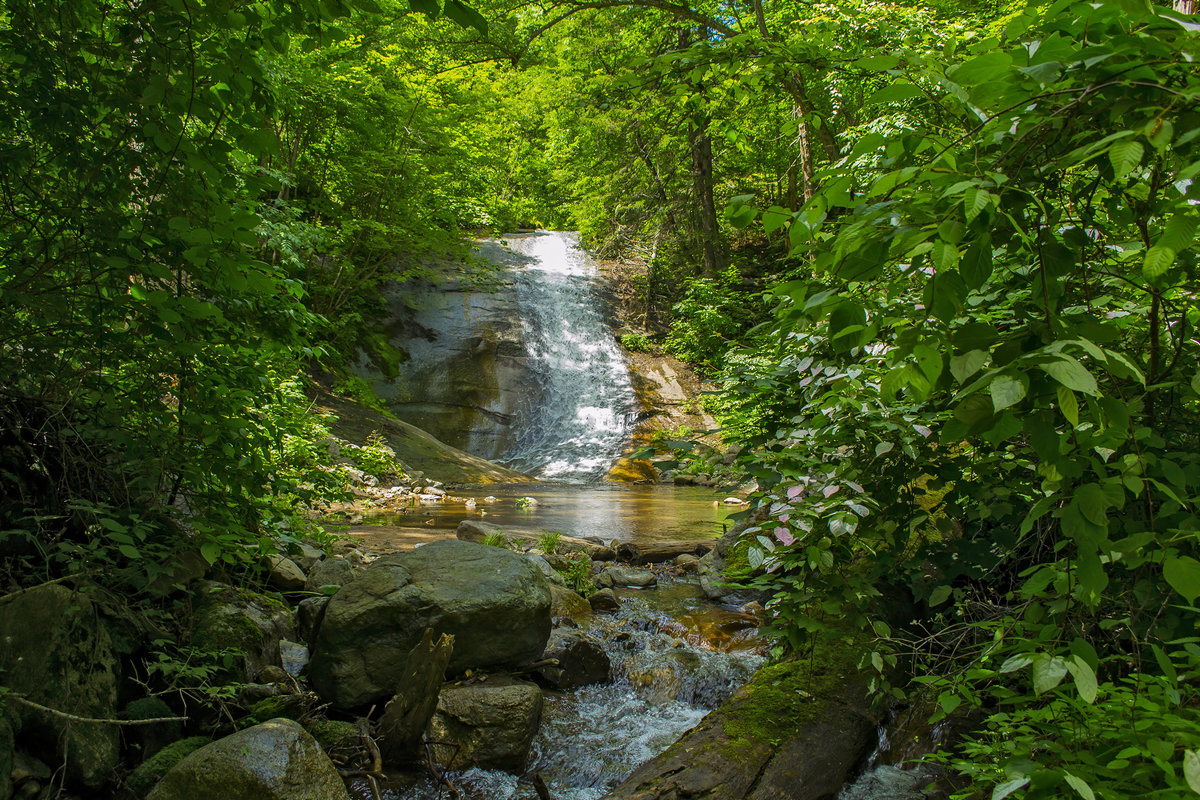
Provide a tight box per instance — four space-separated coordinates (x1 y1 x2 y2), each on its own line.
145 718 349 800
598 565 657 588
308 540 551 709
265 555 307 592
425 678 543 773
190 582 295 681
304 557 356 594
537 630 610 690
0 585 119 787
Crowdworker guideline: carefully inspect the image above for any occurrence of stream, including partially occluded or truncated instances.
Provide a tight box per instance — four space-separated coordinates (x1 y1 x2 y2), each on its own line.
349 579 764 800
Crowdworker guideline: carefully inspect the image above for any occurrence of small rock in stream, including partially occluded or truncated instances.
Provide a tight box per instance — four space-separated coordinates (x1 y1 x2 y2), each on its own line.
589 588 621 612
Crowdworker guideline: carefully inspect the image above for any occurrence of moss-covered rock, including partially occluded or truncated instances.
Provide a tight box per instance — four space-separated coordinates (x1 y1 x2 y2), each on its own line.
304 719 359 755
145 719 349 800
603 638 879 800
0 584 120 788
189 582 295 682
126 737 210 798
120 697 182 762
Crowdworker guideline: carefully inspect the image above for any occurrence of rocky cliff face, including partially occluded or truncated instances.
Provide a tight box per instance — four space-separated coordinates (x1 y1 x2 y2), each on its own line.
357 233 640 481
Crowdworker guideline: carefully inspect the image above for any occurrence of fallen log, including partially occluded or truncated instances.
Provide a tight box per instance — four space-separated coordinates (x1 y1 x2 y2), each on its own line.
614 540 714 565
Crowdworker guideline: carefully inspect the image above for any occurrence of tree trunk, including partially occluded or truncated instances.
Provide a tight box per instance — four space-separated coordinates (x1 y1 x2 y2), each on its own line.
1175 0 1197 13
688 111 724 277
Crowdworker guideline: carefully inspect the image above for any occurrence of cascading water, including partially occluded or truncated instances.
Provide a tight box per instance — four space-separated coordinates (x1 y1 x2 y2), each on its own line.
371 580 764 800
486 231 639 482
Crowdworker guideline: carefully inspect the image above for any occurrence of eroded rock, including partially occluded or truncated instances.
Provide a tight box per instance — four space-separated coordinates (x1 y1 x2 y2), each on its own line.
308 540 550 709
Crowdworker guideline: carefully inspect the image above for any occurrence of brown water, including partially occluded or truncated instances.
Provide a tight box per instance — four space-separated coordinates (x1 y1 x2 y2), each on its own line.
338 483 745 545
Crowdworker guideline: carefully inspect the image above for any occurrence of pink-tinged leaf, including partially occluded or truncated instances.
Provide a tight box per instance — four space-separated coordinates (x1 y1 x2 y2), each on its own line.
823 485 841 498
787 484 805 500
778 514 789 523
775 528 796 545
914 424 932 437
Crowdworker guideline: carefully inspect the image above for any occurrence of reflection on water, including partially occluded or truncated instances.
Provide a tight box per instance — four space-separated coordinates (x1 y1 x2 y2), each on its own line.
347 483 743 544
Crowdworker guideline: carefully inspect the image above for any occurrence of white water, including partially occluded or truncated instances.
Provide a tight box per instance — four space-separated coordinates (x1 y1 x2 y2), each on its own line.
489 231 639 482
374 582 764 800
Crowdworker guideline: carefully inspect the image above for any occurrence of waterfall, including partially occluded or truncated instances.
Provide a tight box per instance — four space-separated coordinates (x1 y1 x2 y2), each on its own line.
488 231 638 482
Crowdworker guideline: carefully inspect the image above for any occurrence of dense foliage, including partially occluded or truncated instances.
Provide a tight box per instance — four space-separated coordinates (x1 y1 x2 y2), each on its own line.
3 0 1198 796
710 2 1200 797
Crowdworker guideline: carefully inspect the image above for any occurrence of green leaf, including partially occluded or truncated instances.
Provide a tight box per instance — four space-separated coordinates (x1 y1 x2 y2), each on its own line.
1108 140 1144 178
1057 386 1079 426
408 0 440 15
1164 555 1200 604
748 547 765 569
932 240 960 272
1064 773 1095 800
1066 655 1098 704
952 52 1012 85
961 242 993 289
1040 355 1099 396
992 777 1030 800
1075 483 1108 526
118 544 141 559
1033 655 1069 694
443 0 488 34
1160 213 1198 253
1143 245 1175 281
951 350 989 384
866 83 926 105
999 654 1033 673
990 373 1027 412
200 541 221 565
929 585 952 606
963 187 994 222
1184 750 1200 794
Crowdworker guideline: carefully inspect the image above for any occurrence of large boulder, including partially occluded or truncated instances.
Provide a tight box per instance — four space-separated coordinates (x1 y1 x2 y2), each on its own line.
308 540 551 709
189 582 295 681
145 718 350 800
0 585 120 788
425 678 543 773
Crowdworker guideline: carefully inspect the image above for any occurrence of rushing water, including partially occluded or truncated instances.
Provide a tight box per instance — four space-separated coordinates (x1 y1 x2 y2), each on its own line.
355 580 763 800
488 232 639 481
